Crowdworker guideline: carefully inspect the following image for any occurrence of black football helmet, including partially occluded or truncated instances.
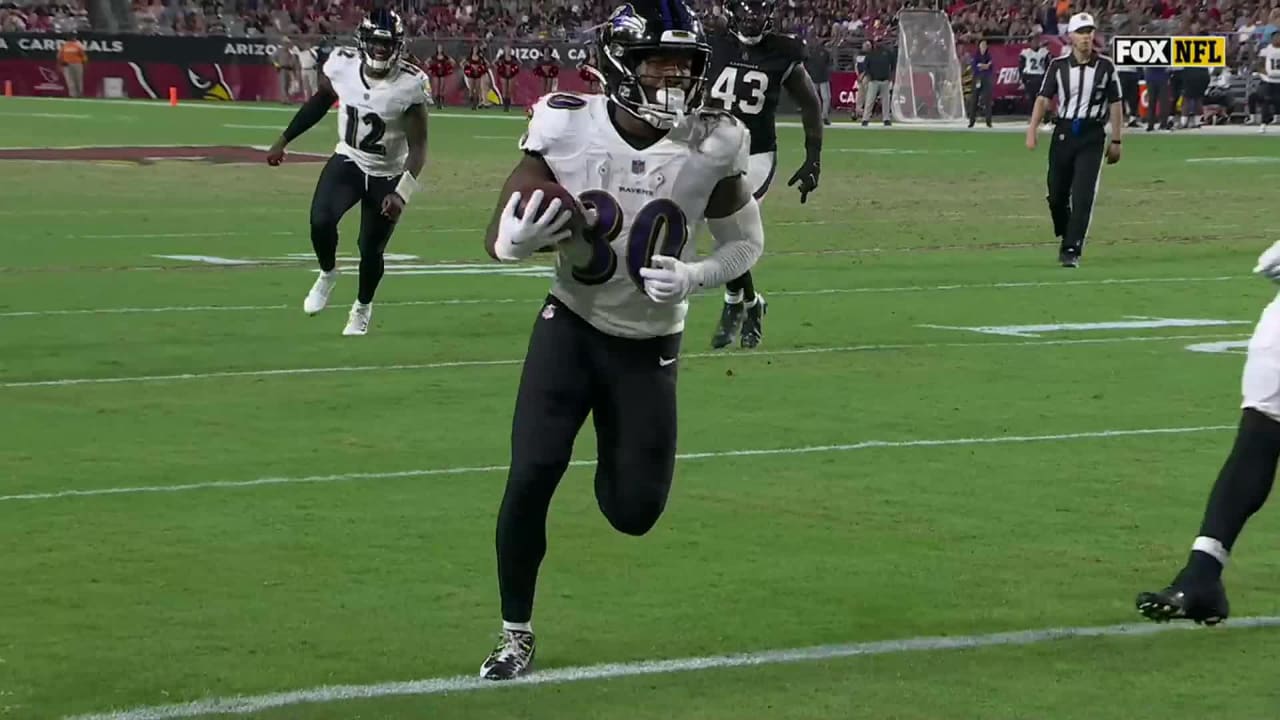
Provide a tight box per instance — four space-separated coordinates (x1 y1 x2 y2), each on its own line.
358 8 406 75
596 0 711 129
725 0 775 45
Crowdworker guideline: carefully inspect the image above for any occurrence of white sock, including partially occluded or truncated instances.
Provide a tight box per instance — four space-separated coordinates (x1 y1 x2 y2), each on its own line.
744 295 760 309
724 290 744 304
320 268 338 278
503 620 532 634
1192 536 1229 567
354 301 370 310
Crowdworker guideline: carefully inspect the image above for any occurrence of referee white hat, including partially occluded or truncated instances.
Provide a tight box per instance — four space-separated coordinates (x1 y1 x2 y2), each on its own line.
1067 12 1096 32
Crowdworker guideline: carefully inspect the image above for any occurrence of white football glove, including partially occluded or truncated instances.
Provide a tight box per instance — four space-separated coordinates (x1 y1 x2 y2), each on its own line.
639 255 700 304
493 189 573 262
1254 240 1280 282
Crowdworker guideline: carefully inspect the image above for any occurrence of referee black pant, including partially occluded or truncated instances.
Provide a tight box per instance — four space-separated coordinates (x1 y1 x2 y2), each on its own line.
1046 120 1105 259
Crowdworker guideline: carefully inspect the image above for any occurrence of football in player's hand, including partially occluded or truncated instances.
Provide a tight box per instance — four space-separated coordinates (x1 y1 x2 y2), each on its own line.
514 181 588 247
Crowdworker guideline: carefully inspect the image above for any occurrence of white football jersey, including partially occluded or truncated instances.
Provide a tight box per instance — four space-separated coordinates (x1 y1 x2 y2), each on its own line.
520 93 749 339
1261 45 1280 83
1019 47 1050 75
324 47 429 176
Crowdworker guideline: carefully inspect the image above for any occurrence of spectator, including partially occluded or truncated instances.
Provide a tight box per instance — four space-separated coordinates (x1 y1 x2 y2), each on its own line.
57 31 88 98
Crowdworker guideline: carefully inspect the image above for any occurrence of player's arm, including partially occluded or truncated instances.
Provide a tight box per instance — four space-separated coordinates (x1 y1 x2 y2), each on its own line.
382 102 430 221
782 63 823 203
483 151 571 261
641 173 762 303
266 72 338 165
698 174 764 284
1105 64 1123 164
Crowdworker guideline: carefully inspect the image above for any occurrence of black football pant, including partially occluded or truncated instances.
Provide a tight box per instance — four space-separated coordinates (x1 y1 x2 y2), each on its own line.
1046 120 1105 259
1145 78 1171 130
967 77 993 125
309 154 399 304
1253 83 1280 123
1022 75 1043 115
1118 71 1140 120
496 296 680 623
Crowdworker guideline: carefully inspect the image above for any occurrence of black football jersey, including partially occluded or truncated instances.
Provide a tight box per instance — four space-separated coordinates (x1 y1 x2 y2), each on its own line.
705 31 807 154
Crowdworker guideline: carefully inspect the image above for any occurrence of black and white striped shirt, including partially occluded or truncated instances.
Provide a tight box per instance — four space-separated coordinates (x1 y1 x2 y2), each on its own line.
1038 52 1122 122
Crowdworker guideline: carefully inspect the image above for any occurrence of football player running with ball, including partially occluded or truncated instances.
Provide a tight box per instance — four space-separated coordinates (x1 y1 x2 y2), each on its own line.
704 0 824 349
266 9 429 336
476 0 764 680
1136 241 1280 624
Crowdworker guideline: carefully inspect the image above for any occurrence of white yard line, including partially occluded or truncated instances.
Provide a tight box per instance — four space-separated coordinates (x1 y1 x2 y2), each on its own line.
0 424 1234 503
0 334 1246 390
0 276 1242 319
14 97 1280 135
65 614 1280 720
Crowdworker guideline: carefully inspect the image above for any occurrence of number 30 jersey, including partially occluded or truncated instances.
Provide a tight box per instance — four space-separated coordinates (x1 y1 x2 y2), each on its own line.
705 31 807 155
324 47 429 177
519 93 750 339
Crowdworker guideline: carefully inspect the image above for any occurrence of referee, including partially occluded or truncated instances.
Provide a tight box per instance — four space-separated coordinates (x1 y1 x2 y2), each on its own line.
1025 12 1123 268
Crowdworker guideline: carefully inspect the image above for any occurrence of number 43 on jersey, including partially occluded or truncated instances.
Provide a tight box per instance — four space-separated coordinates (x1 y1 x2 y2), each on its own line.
710 66 769 115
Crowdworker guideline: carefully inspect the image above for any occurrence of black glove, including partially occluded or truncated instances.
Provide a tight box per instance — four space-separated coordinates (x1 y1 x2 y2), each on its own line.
787 139 821 204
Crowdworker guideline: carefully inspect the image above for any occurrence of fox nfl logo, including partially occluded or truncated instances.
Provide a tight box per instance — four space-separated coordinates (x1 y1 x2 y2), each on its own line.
1112 36 1227 67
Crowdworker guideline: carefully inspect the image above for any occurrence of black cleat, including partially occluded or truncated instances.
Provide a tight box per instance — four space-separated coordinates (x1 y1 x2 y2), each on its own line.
1136 578 1229 625
711 301 745 349
479 629 536 680
1059 251 1079 268
740 296 767 349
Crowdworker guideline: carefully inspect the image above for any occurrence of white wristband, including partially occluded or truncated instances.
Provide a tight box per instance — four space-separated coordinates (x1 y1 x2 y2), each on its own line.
395 172 421 204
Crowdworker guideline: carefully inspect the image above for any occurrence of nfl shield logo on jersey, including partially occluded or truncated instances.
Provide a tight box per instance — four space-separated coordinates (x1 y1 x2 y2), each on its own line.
631 159 646 174
541 303 557 320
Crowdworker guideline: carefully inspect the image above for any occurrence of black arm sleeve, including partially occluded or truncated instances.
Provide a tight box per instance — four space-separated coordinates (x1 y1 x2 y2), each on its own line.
282 91 335 143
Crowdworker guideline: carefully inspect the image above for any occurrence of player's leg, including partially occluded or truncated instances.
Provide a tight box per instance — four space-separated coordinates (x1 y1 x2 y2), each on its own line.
982 79 994 126
591 331 680 536
1266 83 1280 129
712 153 773 350
1136 299 1280 624
340 173 400 336
861 81 880 124
304 155 363 314
1062 136 1103 264
1045 133 1073 264
1121 73 1140 126
966 79 979 127
482 298 595 680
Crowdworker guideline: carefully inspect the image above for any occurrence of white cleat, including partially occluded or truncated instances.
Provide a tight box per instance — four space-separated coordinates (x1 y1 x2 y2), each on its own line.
343 301 372 336
1261 124 1270 135
303 270 339 315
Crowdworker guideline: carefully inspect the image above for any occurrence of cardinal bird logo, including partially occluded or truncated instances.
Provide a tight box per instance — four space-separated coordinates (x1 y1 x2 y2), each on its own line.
186 64 234 101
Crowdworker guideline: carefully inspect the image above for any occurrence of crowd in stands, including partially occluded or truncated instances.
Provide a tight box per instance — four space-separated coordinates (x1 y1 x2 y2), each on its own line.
1 0 1278 57
1 1 90 32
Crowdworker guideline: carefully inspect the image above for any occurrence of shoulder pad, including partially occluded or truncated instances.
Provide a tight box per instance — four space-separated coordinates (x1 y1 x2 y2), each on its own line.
518 93 594 158
399 62 422 75
322 50 352 80
771 33 808 61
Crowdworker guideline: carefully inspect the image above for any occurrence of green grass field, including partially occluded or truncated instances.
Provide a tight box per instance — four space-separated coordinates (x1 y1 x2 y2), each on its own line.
3 96 1280 719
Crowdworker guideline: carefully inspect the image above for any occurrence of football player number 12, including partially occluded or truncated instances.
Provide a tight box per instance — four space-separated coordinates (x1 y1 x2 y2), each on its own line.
572 190 689 290
344 106 387 156
710 66 768 115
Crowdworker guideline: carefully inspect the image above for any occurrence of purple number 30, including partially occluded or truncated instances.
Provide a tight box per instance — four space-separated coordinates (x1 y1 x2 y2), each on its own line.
570 190 690 289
